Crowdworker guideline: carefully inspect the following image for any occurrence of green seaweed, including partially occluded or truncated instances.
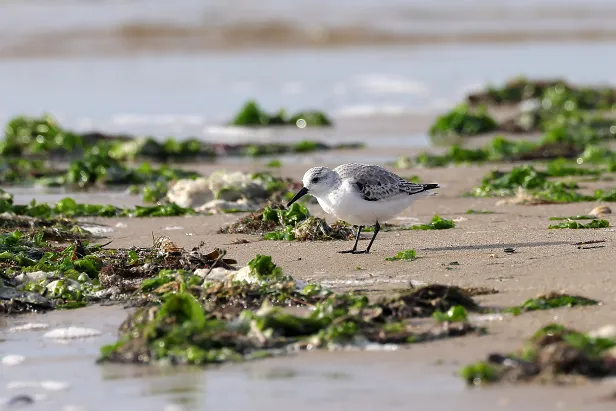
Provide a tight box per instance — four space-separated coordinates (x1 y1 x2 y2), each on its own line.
460 361 499 386
429 104 498 139
548 219 609 229
467 77 567 105
432 305 469 323
0 191 194 219
265 159 282 168
408 215 455 230
504 292 599 315
385 249 417 261
469 164 597 203
1 114 84 156
230 100 332 127
248 255 283 280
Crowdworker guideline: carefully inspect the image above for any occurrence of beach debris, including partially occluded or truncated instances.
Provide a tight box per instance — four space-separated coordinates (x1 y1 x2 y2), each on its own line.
0 230 240 313
460 323 616 386
465 209 495 215
590 205 612 216
98 259 486 366
218 204 285 236
462 287 498 296
573 240 607 249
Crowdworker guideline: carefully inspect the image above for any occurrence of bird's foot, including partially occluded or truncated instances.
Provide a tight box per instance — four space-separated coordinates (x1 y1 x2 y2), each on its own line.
338 249 367 254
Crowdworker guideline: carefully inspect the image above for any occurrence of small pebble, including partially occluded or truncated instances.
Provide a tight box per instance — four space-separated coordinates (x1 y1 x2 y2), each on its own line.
7 394 34 407
164 226 184 231
2 355 25 366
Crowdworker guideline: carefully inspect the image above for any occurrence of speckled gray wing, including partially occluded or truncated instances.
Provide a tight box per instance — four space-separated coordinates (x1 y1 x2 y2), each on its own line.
334 163 439 201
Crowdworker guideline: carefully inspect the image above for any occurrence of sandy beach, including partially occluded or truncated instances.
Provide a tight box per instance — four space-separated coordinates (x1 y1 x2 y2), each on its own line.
2 1 616 409
3 156 616 410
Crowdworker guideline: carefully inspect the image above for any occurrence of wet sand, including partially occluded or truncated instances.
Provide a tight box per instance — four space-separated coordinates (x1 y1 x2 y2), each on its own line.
3 159 616 410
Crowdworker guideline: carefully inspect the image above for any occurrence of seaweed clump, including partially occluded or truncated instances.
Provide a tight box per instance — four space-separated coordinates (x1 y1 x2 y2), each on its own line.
0 212 90 241
408 215 456 230
0 189 194 219
385 249 417 261
470 165 589 204
219 202 353 241
429 104 498 139
460 323 616 386
99 266 485 366
470 163 616 205
504 292 599 316
230 100 332 127
0 114 354 164
0 230 239 313
548 219 609 229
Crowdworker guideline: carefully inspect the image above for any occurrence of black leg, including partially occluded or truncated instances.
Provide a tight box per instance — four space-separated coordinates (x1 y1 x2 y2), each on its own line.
338 225 364 254
363 221 380 254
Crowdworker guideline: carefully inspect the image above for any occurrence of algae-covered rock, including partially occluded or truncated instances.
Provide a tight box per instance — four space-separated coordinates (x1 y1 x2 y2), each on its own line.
461 323 616 386
0 287 54 313
167 171 294 212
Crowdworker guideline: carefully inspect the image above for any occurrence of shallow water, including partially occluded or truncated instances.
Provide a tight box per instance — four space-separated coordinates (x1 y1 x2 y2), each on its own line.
1 42 616 149
2 305 614 411
1 305 464 411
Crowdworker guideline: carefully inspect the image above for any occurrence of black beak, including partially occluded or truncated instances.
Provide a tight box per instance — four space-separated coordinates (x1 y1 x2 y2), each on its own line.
286 187 309 208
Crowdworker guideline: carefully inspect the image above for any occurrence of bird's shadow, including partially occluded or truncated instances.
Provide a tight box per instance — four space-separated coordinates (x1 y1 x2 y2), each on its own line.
420 240 573 252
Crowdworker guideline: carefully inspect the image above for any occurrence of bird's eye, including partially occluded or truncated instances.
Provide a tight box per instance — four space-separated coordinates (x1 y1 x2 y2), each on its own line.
311 177 319 184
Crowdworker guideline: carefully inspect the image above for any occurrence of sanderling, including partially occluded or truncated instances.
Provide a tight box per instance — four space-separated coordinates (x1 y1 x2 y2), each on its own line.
287 163 439 254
